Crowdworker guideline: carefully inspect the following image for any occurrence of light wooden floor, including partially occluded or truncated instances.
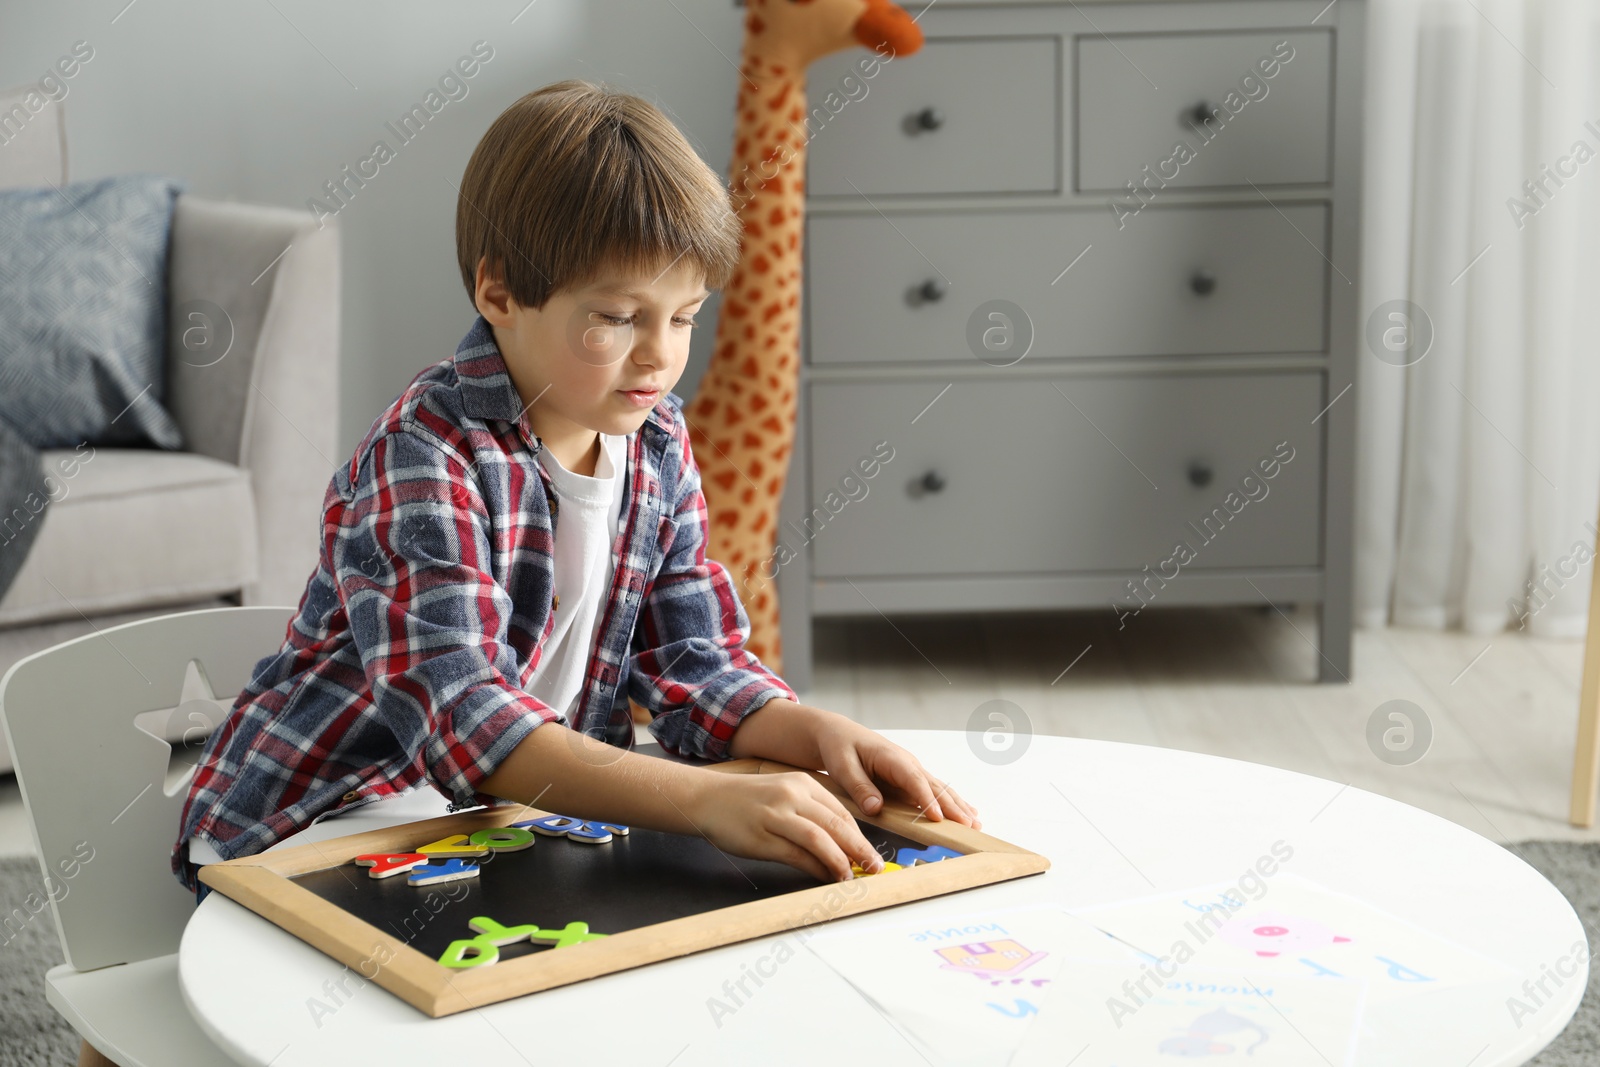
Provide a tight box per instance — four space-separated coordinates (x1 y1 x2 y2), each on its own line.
793 605 1598 846
0 606 1592 857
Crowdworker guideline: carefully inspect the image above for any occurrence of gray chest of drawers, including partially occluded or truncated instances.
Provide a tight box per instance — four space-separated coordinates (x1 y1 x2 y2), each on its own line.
777 0 1364 688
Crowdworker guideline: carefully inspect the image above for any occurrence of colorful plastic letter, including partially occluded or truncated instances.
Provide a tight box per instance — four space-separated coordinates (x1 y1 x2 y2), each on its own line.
438 935 498 968
513 814 585 837
565 821 621 844
896 844 962 867
529 921 607 949
467 916 543 946
353 852 427 879
416 833 490 858
566 825 627 844
468 827 536 853
850 861 904 878
407 858 480 887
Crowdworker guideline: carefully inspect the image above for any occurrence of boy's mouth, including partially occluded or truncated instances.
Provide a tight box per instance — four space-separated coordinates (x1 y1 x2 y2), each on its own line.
617 387 661 408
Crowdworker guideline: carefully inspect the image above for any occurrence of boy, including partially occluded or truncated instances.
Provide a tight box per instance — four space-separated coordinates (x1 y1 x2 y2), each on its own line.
173 81 977 899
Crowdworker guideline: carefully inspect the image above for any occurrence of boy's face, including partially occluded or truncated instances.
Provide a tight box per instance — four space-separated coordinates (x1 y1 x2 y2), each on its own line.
475 256 710 450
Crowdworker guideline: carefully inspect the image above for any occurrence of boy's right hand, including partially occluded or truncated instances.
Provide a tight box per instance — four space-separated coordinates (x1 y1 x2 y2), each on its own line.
687 770 886 883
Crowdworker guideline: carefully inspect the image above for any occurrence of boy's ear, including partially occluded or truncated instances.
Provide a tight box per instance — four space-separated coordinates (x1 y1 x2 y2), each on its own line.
474 256 517 324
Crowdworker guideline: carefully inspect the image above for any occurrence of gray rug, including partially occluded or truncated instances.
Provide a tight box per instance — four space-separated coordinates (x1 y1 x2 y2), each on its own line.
1 857 79 1066
1510 842 1600 1064
0 845 1597 1065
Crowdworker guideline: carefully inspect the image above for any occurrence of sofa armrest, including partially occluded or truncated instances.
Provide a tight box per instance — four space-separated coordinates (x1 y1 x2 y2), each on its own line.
165 198 340 607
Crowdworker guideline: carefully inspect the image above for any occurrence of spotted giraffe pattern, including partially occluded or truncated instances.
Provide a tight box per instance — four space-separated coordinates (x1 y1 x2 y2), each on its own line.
683 0 922 672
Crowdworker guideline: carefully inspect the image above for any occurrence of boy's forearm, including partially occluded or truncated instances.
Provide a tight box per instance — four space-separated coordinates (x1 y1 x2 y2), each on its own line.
726 697 829 767
476 699 832 830
476 723 713 834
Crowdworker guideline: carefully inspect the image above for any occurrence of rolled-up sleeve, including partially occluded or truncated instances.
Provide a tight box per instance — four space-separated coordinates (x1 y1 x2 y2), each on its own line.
333 428 561 807
630 429 796 760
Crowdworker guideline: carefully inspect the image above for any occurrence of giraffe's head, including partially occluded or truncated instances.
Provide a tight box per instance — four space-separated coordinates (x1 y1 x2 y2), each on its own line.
743 0 924 71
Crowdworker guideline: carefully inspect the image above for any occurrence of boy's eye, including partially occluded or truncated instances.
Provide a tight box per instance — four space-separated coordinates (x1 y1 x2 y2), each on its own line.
589 310 698 328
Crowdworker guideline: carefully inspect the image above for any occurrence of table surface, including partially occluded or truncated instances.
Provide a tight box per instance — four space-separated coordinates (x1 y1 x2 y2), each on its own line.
180 730 1586 1066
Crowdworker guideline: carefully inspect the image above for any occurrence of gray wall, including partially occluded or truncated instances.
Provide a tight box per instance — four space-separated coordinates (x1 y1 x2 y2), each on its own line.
0 0 739 458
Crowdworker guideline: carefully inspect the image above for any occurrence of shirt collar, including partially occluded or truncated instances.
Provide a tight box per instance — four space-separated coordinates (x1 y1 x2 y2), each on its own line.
452 313 676 438
452 314 530 424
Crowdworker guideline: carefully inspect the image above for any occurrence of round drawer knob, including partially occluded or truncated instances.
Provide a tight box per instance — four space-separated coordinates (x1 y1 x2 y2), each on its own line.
1186 461 1214 488
1180 101 1215 128
909 277 946 306
914 470 947 496
908 106 944 133
1189 270 1217 296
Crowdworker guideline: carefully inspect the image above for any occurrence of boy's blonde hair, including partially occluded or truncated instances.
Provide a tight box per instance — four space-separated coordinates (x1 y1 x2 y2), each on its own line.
456 80 741 309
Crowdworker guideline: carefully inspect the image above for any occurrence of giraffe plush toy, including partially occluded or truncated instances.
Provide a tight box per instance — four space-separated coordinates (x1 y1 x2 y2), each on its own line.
684 0 923 672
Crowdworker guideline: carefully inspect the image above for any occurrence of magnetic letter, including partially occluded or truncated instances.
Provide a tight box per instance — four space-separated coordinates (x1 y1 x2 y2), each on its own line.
896 845 962 866
353 852 428 879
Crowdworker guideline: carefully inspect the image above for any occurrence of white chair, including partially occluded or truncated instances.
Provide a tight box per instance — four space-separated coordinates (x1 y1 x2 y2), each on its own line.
0 605 295 1067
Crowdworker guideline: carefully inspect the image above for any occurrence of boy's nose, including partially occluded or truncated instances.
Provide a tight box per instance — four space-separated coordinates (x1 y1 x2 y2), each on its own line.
629 330 669 368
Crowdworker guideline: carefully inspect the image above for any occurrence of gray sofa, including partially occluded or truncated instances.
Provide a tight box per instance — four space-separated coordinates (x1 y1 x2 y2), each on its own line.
0 86 339 772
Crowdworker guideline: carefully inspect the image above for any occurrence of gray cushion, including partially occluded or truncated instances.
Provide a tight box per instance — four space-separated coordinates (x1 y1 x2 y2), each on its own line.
0 449 257 627
0 415 45 598
0 173 186 449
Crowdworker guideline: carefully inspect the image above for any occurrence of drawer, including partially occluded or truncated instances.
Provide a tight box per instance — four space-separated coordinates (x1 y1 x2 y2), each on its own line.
807 204 1328 365
1076 31 1333 191
805 37 1060 197
807 372 1324 579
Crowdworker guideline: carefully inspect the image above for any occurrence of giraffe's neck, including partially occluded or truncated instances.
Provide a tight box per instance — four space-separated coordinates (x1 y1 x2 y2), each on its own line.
719 51 809 343
679 46 820 671
730 53 809 207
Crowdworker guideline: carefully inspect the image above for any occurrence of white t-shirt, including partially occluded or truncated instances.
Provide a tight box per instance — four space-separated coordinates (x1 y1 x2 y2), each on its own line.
524 431 628 723
188 432 628 868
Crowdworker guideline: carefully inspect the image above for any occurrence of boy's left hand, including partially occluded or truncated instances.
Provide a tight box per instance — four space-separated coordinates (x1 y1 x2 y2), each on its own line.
729 699 982 828
814 715 981 829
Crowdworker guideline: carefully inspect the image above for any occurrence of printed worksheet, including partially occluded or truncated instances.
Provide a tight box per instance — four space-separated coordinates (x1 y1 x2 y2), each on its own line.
1010 959 1367 1067
803 903 1140 1065
1071 873 1513 1002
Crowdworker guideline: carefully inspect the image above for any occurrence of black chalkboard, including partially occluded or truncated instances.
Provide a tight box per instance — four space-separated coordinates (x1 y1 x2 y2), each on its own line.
290 744 947 962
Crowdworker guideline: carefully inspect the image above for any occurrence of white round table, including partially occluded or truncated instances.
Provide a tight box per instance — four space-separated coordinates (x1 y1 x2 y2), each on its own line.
180 731 1587 1065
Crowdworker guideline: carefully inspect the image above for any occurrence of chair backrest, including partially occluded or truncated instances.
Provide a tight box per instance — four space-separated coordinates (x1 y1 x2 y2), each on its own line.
0 605 294 971
0 82 68 191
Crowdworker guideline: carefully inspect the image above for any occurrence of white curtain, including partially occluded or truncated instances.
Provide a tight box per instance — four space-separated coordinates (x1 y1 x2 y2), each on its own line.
1357 0 1600 638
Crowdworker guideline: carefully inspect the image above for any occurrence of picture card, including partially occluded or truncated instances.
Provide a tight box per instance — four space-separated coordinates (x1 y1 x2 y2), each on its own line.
804 903 1140 1066
1071 873 1513 1004
1010 959 1367 1067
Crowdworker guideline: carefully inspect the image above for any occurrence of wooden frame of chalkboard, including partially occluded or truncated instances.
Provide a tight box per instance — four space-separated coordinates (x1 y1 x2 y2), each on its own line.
198 757 1049 1017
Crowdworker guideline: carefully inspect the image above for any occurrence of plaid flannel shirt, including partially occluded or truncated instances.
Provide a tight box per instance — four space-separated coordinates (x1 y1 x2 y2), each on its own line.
171 314 795 891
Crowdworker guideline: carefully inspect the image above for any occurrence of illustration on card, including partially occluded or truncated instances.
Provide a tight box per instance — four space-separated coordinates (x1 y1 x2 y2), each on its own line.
1218 910 1353 958
935 938 1050 981
1158 1007 1271 1057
